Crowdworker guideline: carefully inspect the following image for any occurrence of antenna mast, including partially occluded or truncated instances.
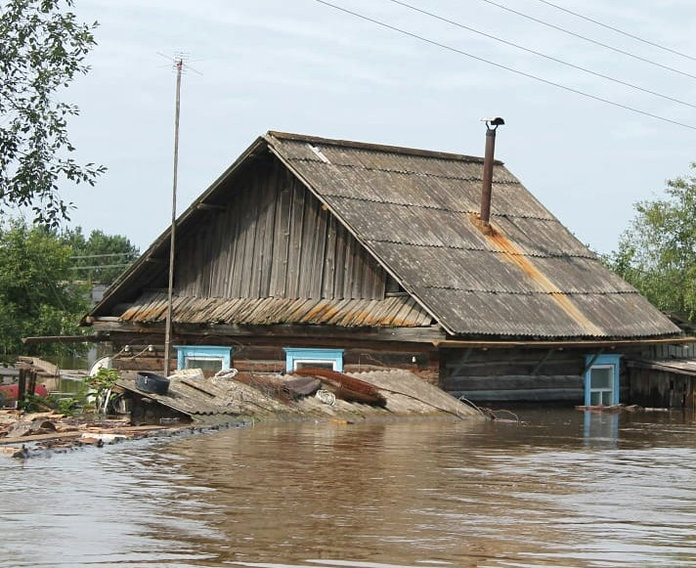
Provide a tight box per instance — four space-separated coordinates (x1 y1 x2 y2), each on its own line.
164 57 183 376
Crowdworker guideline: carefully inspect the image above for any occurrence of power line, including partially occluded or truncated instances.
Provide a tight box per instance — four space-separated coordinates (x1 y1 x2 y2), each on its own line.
387 0 696 110
533 0 696 63
70 264 132 270
70 252 134 259
478 0 696 81
313 0 696 131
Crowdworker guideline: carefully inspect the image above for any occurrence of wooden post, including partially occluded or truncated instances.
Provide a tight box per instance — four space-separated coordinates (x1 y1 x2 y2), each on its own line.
17 368 27 409
164 57 183 378
27 370 37 400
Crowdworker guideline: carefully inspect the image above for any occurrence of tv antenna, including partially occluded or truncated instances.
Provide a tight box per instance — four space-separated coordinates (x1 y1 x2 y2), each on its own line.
160 53 200 377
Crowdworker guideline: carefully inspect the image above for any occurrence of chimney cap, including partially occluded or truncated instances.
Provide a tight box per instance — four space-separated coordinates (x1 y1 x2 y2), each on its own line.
482 117 505 130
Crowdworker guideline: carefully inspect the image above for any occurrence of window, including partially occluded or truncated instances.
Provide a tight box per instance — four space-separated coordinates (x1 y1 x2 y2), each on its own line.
175 346 232 372
284 348 344 373
584 354 621 406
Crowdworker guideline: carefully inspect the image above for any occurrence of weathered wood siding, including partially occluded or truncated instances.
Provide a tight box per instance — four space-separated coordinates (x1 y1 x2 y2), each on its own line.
175 153 388 300
640 343 696 359
629 367 695 409
441 348 587 403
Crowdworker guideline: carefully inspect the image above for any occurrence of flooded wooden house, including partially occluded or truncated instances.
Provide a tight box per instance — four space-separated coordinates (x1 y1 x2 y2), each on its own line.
82 131 690 406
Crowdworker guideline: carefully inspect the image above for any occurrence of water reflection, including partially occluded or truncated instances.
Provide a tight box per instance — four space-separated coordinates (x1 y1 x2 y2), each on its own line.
1 411 695 567
583 410 619 448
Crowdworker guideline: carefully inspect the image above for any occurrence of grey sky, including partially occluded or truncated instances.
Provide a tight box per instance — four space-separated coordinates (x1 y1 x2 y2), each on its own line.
62 0 695 255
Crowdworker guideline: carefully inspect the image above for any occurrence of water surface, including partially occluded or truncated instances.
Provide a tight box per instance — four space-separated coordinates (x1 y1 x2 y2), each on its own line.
1 409 694 567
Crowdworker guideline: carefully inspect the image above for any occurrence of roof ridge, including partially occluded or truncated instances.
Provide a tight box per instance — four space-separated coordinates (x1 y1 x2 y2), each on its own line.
265 130 503 165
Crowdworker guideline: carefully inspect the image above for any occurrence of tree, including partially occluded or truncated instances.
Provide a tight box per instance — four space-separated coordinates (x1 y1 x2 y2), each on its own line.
0 0 105 227
0 218 90 360
62 226 139 284
606 164 696 321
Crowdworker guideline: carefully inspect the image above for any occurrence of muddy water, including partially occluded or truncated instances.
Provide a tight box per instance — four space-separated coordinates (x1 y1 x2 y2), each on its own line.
1 409 695 568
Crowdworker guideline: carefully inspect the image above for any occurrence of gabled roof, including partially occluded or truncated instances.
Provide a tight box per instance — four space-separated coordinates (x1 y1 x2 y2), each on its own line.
89 131 680 340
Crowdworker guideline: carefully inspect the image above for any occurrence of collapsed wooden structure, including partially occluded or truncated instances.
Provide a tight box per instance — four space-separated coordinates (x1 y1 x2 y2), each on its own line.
82 131 691 406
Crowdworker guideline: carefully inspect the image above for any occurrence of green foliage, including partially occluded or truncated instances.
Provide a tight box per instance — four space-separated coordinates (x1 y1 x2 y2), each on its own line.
62 226 139 284
0 0 105 227
86 367 119 394
606 163 696 321
0 218 90 360
85 367 120 414
21 381 91 414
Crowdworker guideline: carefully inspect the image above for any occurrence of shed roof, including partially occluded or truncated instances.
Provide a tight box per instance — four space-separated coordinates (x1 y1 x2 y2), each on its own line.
89 131 680 340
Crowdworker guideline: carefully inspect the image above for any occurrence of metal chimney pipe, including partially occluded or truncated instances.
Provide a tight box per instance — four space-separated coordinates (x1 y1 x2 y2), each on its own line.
480 117 504 226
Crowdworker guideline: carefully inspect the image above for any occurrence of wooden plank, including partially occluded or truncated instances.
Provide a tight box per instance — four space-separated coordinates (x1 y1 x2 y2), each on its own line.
0 431 83 445
298 195 319 296
259 181 277 297
343 229 356 298
322 216 338 298
270 171 292 296
332 221 345 298
443 374 582 391
351 239 364 299
245 171 262 298
229 174 251 297
448 388 583 402
286 179 306 298
312 205 329 296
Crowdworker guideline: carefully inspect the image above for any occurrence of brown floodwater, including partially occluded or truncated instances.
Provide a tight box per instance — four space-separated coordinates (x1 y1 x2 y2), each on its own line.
1 409 695 567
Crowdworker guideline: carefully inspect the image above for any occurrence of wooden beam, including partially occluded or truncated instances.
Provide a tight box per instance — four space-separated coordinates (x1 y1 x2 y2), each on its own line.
22 334 105 345
90 321 446 344
582 350 604 375
434 337 696 349
195 202 227 211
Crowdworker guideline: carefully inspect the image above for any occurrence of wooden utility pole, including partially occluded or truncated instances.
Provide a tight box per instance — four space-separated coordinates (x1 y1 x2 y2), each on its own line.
163 58 183 377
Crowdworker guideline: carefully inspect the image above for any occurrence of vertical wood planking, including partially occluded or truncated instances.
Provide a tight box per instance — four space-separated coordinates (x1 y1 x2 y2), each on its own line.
163 154 391 303
311 205 329 295
270 170 292 297
323 216 338 298
341 230 354 299
259 169 279 297
286 178 305 298
231 171 252 297
302 196 321 295
333 222 346 299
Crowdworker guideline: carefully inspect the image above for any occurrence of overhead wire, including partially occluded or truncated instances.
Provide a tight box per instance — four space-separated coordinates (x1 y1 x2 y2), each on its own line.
533 0 696 63
387 0 696 110
312 0 696 131
477 0 696 81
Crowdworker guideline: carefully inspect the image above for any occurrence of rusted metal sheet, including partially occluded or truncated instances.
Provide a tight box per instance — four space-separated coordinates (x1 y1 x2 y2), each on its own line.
119 293 433 328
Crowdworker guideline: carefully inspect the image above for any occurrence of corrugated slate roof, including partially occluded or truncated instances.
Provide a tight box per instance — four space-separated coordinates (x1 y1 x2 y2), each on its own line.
264 131 678 339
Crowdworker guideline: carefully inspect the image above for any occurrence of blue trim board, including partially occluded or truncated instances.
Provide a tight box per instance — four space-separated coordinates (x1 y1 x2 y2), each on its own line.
584 353 621 406
283 348 344 372
174 345 233 370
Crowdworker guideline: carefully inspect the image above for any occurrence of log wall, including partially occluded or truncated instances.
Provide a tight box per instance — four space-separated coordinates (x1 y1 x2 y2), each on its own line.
441 348 590 404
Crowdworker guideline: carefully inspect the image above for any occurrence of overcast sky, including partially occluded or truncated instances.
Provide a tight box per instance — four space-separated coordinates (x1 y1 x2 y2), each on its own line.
59 0 696 255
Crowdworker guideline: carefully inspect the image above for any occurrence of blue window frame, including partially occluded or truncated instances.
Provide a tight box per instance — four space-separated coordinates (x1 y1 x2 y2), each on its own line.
175 345 232 372
584 354 621 406
283 348 344 373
